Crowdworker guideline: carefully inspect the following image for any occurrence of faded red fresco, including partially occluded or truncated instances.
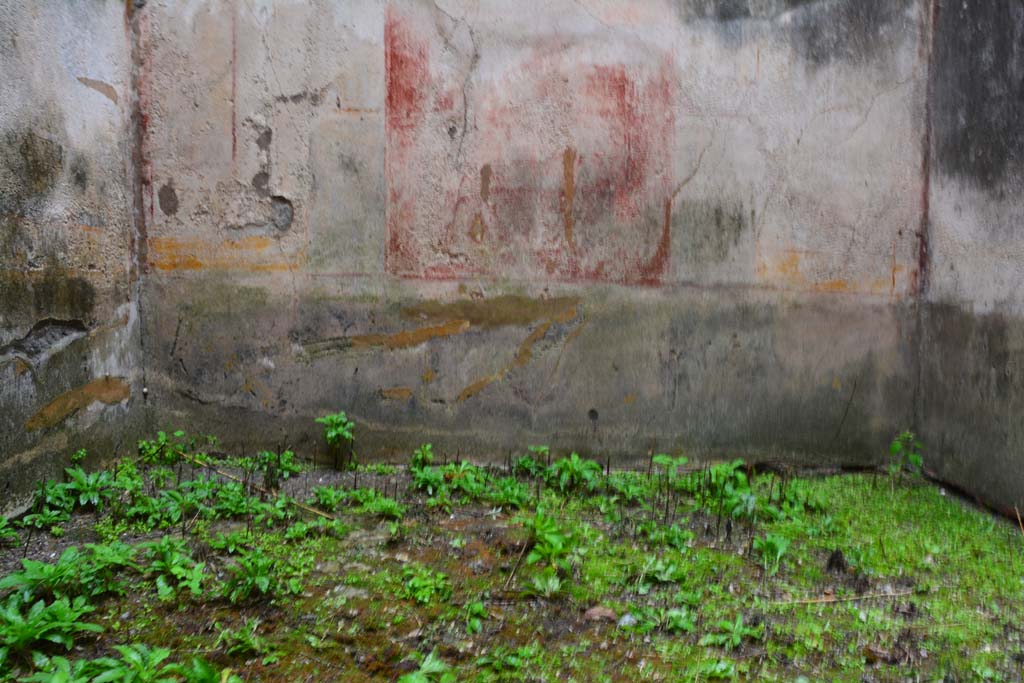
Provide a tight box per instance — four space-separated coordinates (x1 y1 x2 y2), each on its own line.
384 9 429 151
385 7 676 285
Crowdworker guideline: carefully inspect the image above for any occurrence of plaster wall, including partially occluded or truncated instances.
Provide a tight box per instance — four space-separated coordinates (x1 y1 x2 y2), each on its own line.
137 0 925 474
0 0 139 516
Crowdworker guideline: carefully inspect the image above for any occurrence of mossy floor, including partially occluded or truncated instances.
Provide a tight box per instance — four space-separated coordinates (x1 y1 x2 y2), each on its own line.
1 434 1023 682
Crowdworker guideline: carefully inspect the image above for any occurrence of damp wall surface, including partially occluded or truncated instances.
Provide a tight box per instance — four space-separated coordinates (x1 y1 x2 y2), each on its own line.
919 1 1024 515
1 0 1022 517
0 0 139 515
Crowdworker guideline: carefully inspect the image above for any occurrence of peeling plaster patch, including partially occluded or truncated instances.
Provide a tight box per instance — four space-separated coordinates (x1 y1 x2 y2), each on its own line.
456 320 554 402
252 172 270 197
76 77 119 105
147 236 302 272
380 386 414 400
270 196 294 231
351 319 471 350
0 318 87 366
25 376 130 431
401 295 579 329
158 182 179 215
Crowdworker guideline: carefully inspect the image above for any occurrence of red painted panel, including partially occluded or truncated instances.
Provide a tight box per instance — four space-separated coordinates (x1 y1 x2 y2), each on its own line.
385 7 676 286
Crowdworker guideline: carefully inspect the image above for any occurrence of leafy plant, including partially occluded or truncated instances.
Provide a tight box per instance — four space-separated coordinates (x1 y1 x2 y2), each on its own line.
92 644 179 683
545 453 602 493
223 550 302 603
524 511 575 570
400 564 451 605
62 467 115 511
889 430 923 480
512 449 545 478
753 534 790 576
441 462 489 500
310 486 348 513
316 410 356 469
487 477 532 509
137 431 185 466
176 657 243 683
412 466 446 498
242 450 302 491
140 536 205 601
476 644 540 674
0 517 19 546
19 653 96 683
0 594 102 666
208 530 254 555
347 489 405 520
652 453 688 485
662 607 696 634
699 614 764 650
397 649 455 683
523 569 562 599
212 483 252 519
694 659 737 680
215 618 279 664
0 547 88 600
410 444 435 472
463 600 488 635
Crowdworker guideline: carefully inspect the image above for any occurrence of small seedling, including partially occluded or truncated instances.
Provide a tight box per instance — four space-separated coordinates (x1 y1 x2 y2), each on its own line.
699 614 764 650
753 533 790 576
888 430 924 482
401 564 451 605
463 600 488 634
523 569 563 599
91 643 179 683
397 648 455 683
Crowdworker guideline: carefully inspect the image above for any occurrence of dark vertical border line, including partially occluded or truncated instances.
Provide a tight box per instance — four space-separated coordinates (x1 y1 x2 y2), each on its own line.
126 0 150 412
914 0 941 438
231 0 238 162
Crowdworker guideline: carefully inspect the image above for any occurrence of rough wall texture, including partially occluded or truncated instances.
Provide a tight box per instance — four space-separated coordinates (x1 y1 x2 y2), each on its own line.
3 0 1022 517
137 0 924 470
0 1 139 515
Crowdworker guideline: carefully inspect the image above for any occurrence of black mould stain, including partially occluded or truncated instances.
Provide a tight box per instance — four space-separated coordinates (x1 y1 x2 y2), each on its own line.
932 1 1024 192
157 182 179 215
69 154 88 191
0 129 64 213
673 0 913 65
674 199 747 265
33 272 96 322
787 0 913 66
252 172 270 197
270 196 293 231
0 269 97 324
256 128 272 151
